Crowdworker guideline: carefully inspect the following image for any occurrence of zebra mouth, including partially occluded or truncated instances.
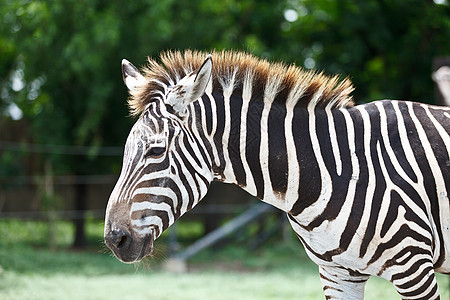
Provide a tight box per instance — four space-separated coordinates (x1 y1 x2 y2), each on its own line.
137 233 154 261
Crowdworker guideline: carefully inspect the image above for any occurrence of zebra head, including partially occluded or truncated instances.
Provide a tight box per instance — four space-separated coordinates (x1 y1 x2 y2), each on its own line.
104 55 214 263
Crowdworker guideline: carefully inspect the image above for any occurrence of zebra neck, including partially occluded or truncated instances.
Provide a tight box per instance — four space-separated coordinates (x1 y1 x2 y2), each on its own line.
201 91 357 213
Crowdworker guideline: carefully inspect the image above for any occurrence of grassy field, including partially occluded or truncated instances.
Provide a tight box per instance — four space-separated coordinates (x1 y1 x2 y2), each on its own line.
0 219 448 299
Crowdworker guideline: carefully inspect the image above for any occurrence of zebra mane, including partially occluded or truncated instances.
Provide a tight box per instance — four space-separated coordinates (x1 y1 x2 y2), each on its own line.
128 50 354 116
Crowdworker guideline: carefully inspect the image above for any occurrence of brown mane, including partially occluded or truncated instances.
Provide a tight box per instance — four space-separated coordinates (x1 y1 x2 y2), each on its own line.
128 50 354 116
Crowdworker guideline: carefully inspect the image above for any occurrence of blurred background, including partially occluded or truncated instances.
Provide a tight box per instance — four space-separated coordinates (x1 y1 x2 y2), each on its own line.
0 0 449 299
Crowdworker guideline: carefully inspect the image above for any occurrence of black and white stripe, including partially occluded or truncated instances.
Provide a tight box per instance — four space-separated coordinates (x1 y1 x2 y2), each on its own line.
106 53 449 299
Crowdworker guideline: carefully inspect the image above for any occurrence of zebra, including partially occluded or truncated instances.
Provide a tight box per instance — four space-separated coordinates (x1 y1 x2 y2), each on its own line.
104 50 450 299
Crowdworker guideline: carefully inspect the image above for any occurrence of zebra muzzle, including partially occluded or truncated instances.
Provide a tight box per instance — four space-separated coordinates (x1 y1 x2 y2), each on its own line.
104 225 154 263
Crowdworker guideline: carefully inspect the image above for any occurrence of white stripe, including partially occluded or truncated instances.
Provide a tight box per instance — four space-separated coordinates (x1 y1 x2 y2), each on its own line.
285 80 307 108
131 201 173 217
133 216 162 236
283 78 306 210
132 186 178 203
263 75 283 105
326 106 342 176
130 198 175 229
310 84 325 108
240 70 257 194
140 170 170 182
220 71 237 183
260 100 273 201
259 75 284 205
395 251 411 264
352 106 376 259
284 108 299 210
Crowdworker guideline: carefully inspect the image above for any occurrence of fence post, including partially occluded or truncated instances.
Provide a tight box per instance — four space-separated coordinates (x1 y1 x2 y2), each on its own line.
44 159 57 250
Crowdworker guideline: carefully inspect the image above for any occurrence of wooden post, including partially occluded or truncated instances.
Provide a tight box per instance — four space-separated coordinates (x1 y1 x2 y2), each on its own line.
73 180 87 248
44 159 57 251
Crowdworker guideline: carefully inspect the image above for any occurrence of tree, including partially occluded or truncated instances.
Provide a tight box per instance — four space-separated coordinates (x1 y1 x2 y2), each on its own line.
279 0 450 103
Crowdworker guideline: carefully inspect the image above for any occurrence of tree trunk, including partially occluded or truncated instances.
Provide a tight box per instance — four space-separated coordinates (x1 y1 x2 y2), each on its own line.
73 182 87 248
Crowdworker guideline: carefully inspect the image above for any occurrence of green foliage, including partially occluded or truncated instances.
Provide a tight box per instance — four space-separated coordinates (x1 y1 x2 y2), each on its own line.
280 0 450 102
0 219 90 248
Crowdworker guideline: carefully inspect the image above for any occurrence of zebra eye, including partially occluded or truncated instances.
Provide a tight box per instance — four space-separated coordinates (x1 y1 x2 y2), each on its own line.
144 146 166 159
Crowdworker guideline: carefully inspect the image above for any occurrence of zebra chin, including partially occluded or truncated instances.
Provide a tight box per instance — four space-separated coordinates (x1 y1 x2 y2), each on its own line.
104 228 154 263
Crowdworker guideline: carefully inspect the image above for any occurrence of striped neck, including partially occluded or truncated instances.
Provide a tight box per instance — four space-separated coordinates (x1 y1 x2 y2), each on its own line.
192 83 371 217
192 87 341 213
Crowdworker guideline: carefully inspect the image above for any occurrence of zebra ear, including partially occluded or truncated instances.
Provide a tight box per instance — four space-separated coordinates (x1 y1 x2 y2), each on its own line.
121 59 147 92
187 54 212 102
166 54 212 117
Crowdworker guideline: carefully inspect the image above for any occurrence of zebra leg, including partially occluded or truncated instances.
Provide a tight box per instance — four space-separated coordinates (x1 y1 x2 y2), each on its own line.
389 261 440 300
319 265 370 300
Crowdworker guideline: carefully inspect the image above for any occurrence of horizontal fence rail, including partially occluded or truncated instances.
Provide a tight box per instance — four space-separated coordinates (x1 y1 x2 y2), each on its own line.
0 204 259 221
0 141 123 156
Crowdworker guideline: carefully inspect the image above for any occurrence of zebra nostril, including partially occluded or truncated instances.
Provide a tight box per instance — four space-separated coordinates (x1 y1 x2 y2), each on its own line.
117 234 129 249
106 228 131 250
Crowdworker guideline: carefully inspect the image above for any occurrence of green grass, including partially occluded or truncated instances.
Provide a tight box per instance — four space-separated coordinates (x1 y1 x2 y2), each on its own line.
0 219 448 300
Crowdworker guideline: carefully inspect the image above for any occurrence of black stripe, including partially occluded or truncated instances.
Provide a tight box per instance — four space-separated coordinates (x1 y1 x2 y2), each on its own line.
228 92 246 186
201 94 213 136
245 99 265 199
268 103 288 195
211 90 226 178
289 106 321 215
